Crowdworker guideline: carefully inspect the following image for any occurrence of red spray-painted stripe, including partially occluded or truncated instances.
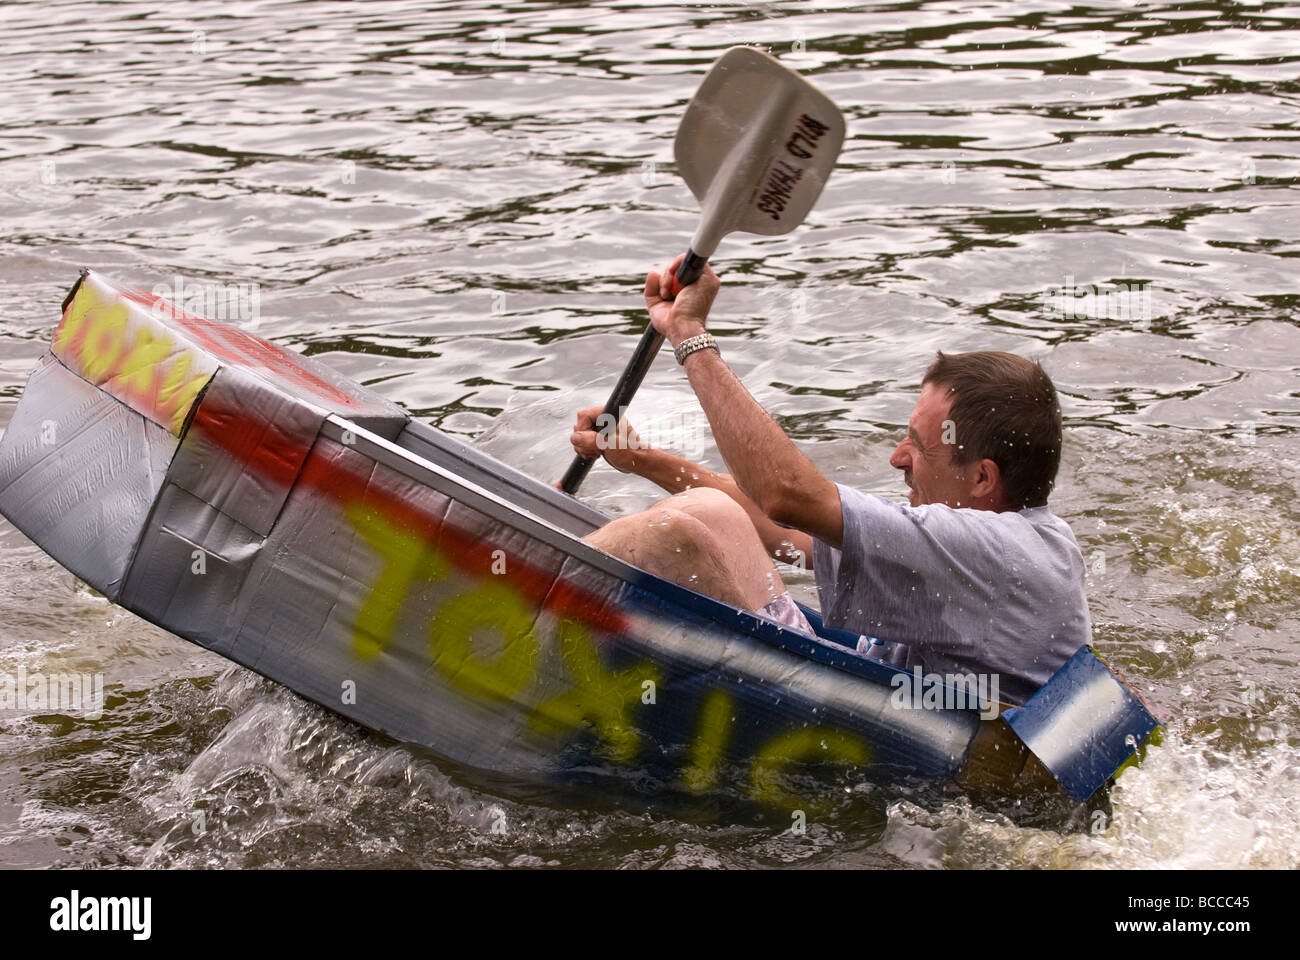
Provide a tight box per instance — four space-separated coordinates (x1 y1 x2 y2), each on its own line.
185 403 630 637
188 394 316 493
293 440 631 636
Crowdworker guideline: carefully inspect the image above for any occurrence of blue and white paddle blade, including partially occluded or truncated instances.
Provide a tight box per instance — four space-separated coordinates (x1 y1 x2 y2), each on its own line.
1002 645 1163 801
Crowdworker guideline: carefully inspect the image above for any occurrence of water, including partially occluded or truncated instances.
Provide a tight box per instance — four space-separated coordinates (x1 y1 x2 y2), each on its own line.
1 0 1297 868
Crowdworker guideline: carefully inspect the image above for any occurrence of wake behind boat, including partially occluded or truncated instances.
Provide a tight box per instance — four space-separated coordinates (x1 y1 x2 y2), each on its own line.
0 269 1160 815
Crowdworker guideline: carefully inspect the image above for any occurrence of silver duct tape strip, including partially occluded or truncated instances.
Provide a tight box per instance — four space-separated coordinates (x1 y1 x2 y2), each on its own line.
395 419 608 539
0 354 177 599
119 483 264 651
167 365 327 537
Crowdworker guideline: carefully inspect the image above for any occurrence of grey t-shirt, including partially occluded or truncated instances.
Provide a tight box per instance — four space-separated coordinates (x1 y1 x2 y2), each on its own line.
812 483 1090 706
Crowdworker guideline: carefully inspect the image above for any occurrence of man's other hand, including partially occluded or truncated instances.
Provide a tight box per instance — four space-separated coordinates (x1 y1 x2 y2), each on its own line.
570 405 647 474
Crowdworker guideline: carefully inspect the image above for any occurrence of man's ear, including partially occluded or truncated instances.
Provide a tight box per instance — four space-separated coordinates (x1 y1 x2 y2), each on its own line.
971 457 1001 501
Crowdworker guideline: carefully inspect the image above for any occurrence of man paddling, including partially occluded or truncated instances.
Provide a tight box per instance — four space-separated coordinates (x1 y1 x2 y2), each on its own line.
570 257 1090 706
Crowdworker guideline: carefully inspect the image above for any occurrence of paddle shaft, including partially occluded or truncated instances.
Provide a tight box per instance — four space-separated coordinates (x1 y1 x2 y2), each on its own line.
559 250 708 495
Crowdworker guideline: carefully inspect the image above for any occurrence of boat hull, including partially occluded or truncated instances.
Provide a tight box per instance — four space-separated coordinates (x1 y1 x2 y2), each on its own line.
0 271 1160 810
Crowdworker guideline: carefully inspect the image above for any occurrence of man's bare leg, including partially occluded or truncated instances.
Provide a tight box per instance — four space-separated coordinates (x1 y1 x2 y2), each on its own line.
583 487 788 612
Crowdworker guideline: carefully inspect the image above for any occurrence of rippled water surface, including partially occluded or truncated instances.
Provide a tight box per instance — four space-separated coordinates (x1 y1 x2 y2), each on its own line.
1 0 1297 869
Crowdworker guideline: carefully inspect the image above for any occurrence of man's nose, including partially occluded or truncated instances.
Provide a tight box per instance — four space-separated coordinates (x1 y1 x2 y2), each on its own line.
889 439 909 470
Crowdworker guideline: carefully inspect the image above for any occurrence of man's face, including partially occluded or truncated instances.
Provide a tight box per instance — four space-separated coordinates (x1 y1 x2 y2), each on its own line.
889 382 973 508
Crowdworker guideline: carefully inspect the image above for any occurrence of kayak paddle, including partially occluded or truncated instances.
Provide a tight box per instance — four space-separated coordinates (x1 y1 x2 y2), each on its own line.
559 45 845 495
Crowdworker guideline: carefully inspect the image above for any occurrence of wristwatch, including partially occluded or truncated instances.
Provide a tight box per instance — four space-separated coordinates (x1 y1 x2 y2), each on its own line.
674 333 719 365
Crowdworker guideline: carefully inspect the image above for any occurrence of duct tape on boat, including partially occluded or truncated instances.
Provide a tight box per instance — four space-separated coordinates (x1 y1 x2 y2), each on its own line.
1001 645 1162 800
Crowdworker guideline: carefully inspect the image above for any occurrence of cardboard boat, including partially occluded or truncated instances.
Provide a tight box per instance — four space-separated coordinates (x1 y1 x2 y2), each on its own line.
0 271 1160 811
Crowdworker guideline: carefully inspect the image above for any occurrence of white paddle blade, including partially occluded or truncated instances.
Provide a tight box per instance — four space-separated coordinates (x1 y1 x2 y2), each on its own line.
673 46 845 258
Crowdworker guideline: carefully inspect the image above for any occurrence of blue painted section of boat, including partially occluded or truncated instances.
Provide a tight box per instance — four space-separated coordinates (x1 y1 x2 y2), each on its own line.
1003 645 1161 800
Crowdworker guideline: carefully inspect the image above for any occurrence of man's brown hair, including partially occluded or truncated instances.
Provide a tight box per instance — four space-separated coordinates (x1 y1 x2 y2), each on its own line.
922 351 1063 510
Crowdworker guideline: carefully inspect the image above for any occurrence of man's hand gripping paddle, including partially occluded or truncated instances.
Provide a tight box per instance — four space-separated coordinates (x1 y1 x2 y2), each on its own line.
559 45 845 495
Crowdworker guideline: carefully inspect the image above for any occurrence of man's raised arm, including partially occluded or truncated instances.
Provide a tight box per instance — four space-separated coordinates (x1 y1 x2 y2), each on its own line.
644 257 844 550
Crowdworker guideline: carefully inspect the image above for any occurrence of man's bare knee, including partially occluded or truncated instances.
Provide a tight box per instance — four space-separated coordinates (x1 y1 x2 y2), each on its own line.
666 486 743 525
661 487 783 606
585 506 690 555
582 507 752 609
